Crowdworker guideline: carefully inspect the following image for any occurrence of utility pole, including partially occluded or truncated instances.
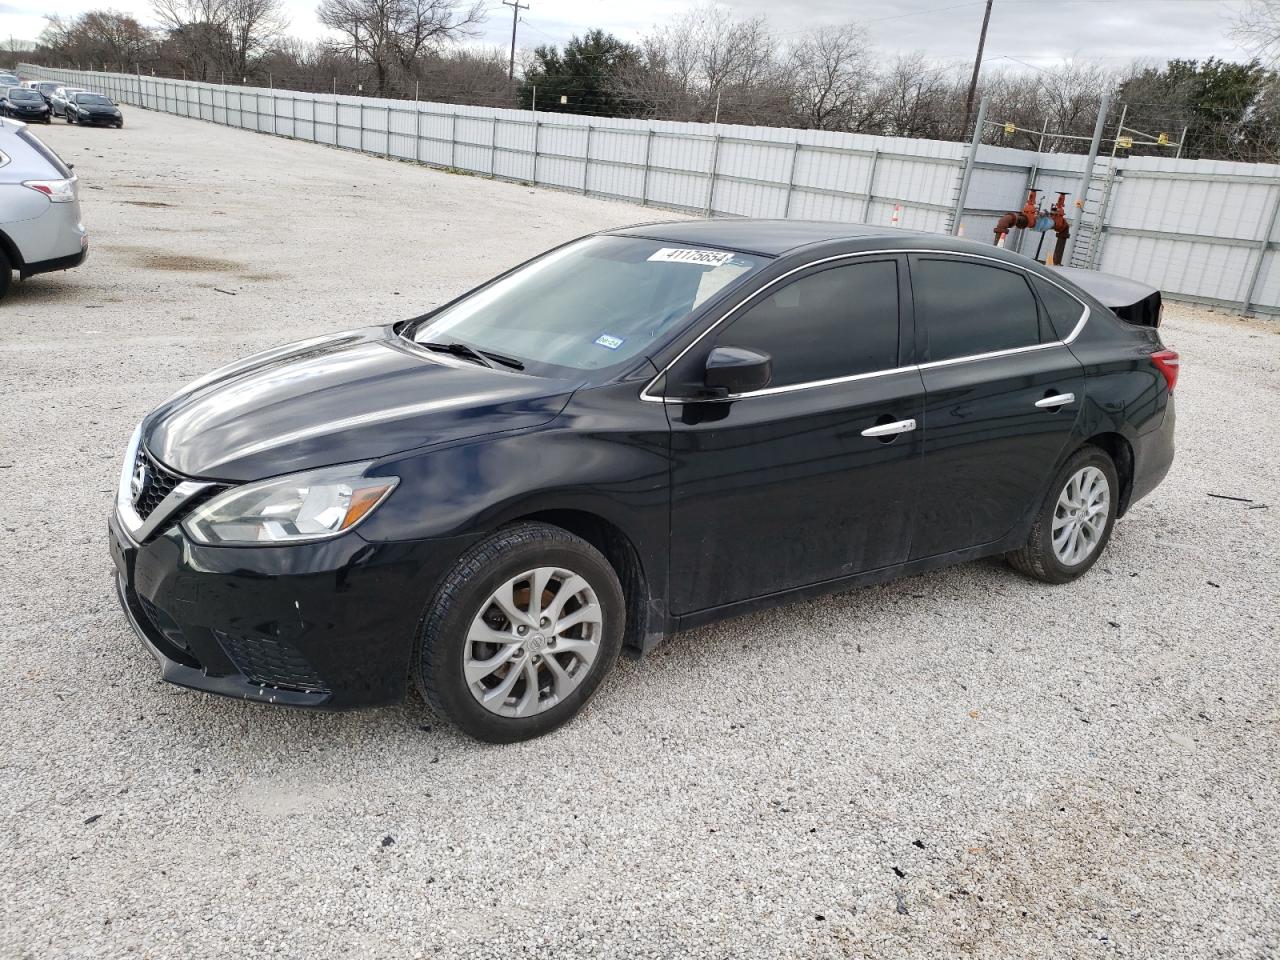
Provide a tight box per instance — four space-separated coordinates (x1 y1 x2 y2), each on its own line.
962 0 993 138
503 0 529 81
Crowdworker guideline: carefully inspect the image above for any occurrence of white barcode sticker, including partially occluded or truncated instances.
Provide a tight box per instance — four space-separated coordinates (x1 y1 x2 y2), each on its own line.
647 247 736 267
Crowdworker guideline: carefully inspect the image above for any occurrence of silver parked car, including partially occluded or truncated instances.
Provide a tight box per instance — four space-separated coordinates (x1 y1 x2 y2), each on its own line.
50 87 84 115
0 118 87 301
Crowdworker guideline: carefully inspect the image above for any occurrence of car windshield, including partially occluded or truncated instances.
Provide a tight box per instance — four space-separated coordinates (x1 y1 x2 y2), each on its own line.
77 94 111 105
409 236 766 374
10 90 40 101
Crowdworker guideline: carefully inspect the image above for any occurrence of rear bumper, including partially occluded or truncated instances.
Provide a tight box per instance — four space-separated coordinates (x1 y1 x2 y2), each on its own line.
23 243 87 278
1130 394 1175 507
108 511 473 710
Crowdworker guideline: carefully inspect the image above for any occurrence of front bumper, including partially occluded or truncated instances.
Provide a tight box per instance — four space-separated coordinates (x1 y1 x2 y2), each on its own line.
108 511 473 709
76 114 121 126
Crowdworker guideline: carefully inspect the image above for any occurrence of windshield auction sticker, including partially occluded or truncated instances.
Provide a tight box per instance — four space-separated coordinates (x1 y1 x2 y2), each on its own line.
647 248 737 267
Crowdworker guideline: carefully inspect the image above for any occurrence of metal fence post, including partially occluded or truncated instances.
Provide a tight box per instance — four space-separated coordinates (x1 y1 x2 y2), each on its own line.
1241 186 1280 315
861 148 880 223
385 105 392 158
358 101 364 152
950 97 987 236
415 108 422 163
783 141 800 218
531 113 540 184
490 116 498 178
705 133 722 218
582 125 592 194
450 112 457 169
640 129 653 205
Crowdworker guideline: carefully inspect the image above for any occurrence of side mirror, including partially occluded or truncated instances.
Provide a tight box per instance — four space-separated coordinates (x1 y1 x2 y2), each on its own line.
703 346 772 397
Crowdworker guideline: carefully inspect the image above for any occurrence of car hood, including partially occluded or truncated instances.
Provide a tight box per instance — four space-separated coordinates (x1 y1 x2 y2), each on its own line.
143 325 577 482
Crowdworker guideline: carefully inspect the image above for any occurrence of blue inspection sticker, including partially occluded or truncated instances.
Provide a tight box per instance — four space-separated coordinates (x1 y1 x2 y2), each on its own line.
594 334 625 350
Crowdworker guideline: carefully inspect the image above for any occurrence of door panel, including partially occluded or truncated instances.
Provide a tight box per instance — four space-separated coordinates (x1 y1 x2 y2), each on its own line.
911 347 1084 559
668 369 925 613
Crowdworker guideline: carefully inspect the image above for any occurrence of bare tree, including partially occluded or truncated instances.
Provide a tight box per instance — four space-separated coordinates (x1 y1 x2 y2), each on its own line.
152 0 284 80
877 52 958 138
316 0 484 95
786 24 876 130
39 11 154 71
1234 0 1280 67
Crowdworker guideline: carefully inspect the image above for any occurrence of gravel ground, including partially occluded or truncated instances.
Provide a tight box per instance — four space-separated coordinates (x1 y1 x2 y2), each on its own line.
1 108 1277 960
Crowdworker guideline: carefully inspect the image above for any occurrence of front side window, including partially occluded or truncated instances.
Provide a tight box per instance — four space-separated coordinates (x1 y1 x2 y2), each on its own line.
714 259 900 388
410 236 765 374
913 258 1041 362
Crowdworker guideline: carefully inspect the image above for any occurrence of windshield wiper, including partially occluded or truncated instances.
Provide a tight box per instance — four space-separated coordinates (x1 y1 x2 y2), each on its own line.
421 340 524 371
421 339 494 368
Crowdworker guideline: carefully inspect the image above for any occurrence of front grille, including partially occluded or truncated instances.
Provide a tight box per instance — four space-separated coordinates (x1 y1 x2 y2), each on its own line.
133 446 182 520
213 630 329 694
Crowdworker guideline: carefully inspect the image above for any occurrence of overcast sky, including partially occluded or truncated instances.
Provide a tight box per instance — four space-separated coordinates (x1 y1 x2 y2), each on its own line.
1 0 1255 69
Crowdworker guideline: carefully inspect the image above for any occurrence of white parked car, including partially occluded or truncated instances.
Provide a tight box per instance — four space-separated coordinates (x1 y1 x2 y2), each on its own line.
0 118 87 301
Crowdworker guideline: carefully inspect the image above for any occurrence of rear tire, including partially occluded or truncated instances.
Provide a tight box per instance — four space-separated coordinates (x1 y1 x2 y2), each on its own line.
412 522 625 743
1008 444 1118 584
0 250 11 302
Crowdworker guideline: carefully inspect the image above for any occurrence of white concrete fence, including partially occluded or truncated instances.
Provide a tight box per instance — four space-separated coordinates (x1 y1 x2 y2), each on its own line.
27 65 1280 316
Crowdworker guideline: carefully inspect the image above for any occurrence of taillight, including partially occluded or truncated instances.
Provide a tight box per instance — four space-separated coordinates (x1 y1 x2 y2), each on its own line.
22 178 76 203
1151 349 1180 394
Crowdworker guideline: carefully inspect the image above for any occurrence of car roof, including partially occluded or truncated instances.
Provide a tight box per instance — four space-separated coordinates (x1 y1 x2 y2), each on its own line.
606 218 1024 260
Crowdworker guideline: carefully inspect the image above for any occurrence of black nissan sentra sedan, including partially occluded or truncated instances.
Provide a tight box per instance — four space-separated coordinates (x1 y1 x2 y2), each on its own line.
109 221 1177 742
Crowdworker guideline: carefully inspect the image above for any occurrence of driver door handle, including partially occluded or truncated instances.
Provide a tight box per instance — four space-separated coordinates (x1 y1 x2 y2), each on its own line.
861 418 917 438
1035 393 1075 409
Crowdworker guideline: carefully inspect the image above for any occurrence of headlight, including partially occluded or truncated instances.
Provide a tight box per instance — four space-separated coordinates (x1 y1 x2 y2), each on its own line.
183 462 398 545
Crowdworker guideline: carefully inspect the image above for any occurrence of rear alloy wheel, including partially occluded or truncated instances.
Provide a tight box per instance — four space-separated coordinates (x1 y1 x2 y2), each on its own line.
1008 445 1118 584
413 522 625 743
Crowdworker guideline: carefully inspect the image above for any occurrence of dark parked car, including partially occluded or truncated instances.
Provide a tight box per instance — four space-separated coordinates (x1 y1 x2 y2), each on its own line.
66 91 123 127
109 221 1177 742
1 87 51 123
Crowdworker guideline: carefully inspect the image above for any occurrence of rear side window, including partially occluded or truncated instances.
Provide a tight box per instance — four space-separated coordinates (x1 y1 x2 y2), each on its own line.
913 258 1040 362
16 129 71 178
716 259 900 387
1031 276 1087 340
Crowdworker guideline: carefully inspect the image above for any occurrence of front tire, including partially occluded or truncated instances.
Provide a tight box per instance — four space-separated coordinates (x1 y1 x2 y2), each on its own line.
413 522 625 743
1008 444 1118 584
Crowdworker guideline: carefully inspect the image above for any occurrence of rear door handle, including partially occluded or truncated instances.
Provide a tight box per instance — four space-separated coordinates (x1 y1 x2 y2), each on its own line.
861 418 917 438
1035 393 1075 409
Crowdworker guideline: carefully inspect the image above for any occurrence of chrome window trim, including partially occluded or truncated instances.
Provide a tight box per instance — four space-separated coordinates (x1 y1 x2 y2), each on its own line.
640 247 1090 404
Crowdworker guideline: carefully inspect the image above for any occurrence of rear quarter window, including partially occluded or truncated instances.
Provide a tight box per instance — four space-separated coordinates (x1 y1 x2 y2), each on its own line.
15 129 71 178
1031 276 1087 340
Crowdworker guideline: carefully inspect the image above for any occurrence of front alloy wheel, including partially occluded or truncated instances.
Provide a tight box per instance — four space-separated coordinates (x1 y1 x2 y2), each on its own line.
465 567 603 718
413 522 625 742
